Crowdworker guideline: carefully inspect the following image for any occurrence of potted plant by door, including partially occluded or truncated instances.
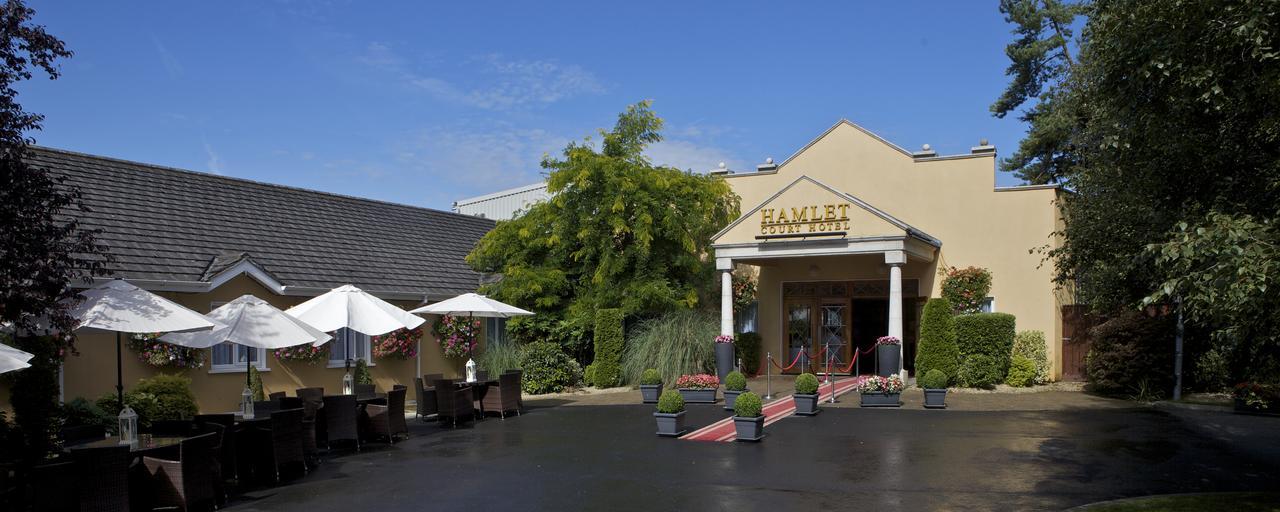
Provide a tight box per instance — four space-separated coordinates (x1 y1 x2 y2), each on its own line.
654 390 687 437
723 371 748 411
732 391 765 442
920 369 948 409
859 375 904 407
792 373 821 416
676 374 719 404
714 334 736 383
640 368 662 404
875 336 901 377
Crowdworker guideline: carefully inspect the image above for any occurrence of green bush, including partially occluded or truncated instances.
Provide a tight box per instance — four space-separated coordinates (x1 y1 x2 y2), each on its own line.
736 332 762 376
591 308 624 388
249 365 265 401
621 310 716 387
582 364 597 387
941 266 992 314
656 389 685 414
733 391 763 417
640 368 662 386
477 342 527 378
1086 311 1174 398
1194 347 1231 392
1006 355 1036 387
60 397 114 431
1012 330 1049 384
519 342 583 394
96 391 161 431
794 373 819 395
955 312 1017 379
915 298 960 385
724 371 747 391
354 359 373 386
133 374 199 421
958 354 1003 389
919 369 948 390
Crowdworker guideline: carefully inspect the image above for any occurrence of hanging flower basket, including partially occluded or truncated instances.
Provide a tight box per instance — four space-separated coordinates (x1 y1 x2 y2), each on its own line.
127 333 204 369
274 344 327 364
372 327 422 360
432 315 481 359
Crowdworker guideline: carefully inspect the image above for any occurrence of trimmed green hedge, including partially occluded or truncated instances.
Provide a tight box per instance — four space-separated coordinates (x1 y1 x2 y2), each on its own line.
736 332 762 376
958 354 1003 389
955 312 1016 378
919 369 948 390
724 371 747 391
640 368 662 386
591 308 624 388
1006 355 1036 387
795 373 820 395
657 389 685 413
520 342 583 394
733 391 763 417
1086 312 1174 398
915 298 961 385
1012 330 1049 384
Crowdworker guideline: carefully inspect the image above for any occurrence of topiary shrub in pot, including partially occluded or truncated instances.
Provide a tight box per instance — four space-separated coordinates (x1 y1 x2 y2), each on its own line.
654 390 687 437
792 373 821 416
676 374 719 404
732 391 765 442
919 369 948 409
639 368 662 404
723 371 749 411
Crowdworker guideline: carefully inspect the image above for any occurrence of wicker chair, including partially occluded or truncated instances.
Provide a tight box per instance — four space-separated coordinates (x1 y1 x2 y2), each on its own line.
149 419 195 437
142 431 217 512
253 400 280 417
279 396 303 410
414 377 437 420
60 424 105 446
28 460 79 512
505 369 525 410
482 372 522 419
433 378 476 428
423 373 443 384
261 408 306 482
354 383 376 400
364 387 408 443
476 370 490 381
268 391 286 401
321 394 360 451
195 413 238 483
295 387 324 466
71 444 131 512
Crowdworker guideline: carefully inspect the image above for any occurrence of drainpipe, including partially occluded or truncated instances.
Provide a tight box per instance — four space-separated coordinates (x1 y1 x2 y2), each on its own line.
1173 297 1184 401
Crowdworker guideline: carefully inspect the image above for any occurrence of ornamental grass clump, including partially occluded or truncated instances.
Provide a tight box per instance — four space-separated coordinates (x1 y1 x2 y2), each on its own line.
919 369 948 390
621 310 717 387
477 342 527 378
733 391 763 418
858 375 905 394
724 371 747 391
675 374 718 389
794 373 820 395
656 390 685 414
640 368 662 386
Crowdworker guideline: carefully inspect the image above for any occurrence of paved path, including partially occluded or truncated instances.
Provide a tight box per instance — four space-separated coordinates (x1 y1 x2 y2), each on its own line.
224 392 1280 512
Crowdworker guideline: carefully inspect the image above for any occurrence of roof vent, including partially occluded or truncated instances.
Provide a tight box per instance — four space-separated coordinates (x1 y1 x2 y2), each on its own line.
912 144 937 159
709 162 733 176
756 157 777 173
971 138 996 154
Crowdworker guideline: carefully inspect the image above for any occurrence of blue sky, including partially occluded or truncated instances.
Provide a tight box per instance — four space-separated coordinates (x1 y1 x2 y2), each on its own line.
23 1 1031 210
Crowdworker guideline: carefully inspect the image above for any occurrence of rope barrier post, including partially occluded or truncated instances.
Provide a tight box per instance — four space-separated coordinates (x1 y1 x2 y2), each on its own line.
826 344 836 404
765 351 773 400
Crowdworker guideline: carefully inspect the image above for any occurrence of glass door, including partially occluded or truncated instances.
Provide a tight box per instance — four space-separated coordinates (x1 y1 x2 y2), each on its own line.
785 301 813 374
818 300 851 374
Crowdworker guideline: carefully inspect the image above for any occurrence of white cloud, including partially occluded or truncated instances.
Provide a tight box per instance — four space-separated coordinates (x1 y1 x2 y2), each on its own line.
395 126 569 192
202 141 223 174
645 139 744 173
150 36 183 79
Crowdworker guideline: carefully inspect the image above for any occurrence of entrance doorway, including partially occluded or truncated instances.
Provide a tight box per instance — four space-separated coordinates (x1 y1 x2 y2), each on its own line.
781 280 921 376
850 299 887 375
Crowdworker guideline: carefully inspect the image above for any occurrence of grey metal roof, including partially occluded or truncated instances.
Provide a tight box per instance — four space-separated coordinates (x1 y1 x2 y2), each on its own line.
28 146 496 300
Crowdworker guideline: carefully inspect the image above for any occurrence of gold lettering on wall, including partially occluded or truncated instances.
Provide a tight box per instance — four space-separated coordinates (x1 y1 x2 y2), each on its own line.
759 203 852 235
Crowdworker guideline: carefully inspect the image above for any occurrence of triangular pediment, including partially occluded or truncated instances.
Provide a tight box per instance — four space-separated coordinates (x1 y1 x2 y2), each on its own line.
713 175 938 246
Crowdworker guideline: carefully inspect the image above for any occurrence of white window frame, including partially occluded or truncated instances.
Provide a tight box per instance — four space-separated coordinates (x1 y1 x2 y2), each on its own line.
207 301 269 374
485 317 508 347
327 328 374 368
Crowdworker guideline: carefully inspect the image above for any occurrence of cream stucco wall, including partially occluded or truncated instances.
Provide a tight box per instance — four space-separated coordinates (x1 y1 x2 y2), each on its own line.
720 121 1064 379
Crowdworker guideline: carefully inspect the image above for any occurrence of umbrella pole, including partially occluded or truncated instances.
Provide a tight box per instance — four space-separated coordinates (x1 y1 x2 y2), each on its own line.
116 331 124 410
246 352 251 389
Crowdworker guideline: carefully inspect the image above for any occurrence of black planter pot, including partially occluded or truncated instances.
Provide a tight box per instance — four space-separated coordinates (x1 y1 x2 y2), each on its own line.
733 415 765 442
793 393 821 416
860 392 902 408
876 344 900 377
724 389 749 411
715 342 736 383
678 388 718 404
923 388 947 409
654 411 687 437
640 385 661 404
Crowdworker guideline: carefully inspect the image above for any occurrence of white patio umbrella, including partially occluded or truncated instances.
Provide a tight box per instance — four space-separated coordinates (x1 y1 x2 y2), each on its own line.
0 343 35 374
407 293 535 319
284 285 425 374
161 294 332 387
67 279 221 408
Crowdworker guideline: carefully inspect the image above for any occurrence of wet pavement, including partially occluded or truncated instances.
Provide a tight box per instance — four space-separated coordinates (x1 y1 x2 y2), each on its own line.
224 398 1279 512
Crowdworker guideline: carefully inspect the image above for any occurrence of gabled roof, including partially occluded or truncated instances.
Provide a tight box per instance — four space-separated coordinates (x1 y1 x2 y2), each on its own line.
711 175 941 247
28 147 496 300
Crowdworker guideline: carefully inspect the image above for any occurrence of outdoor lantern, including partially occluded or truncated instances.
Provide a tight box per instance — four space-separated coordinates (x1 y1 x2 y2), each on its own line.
241 387 255 420
118 405 138 446
342 371 354 395
466 358 477 383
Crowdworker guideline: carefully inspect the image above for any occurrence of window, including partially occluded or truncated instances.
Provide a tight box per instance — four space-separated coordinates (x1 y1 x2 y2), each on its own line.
208 301 268 373
735 301 759 333
329 328 371 367
979 297 996 313
485 317 508 346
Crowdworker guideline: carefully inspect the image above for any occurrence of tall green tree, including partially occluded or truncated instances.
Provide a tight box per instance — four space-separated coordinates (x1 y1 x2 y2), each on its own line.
0 0 109 462
991 0 1088 184
467 102 740 360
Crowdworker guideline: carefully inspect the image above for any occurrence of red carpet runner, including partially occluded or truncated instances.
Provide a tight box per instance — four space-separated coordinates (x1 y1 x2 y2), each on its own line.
679 376 864 442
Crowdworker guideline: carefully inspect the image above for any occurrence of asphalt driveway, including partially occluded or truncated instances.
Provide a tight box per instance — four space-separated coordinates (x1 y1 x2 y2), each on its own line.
224 397 1279 511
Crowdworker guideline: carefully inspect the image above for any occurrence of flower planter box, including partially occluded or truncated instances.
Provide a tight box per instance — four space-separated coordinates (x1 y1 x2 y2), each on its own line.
923 389 947 409
640 385 661 404
723 389 749 411
860 392 901 408
792 393 821 416
876 344 900 377
733 415 765 442
678 388 718 404
654 411 687 437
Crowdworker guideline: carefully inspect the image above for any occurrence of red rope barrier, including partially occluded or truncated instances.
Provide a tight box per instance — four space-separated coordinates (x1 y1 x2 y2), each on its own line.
769 349 809 371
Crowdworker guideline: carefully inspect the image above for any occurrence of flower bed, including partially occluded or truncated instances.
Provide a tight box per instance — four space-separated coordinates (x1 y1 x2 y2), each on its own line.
274 344 327 364
1234 382 1279 414
128 333 204 369
857 375 905 394
676 374 719 389
373 327 421 359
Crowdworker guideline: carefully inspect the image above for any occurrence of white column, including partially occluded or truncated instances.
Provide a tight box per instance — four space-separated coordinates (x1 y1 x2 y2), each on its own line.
720 268 734 336
886 251 905 381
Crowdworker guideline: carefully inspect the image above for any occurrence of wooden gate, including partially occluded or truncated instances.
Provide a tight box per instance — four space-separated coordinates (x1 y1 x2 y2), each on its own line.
1060 305 1102 381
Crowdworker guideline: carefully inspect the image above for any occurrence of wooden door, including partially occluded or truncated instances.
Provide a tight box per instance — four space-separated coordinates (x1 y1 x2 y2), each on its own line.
817 299 851 374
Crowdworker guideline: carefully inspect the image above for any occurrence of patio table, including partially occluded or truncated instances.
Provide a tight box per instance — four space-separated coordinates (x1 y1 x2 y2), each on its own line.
68 435 185 454
459 379 499 416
